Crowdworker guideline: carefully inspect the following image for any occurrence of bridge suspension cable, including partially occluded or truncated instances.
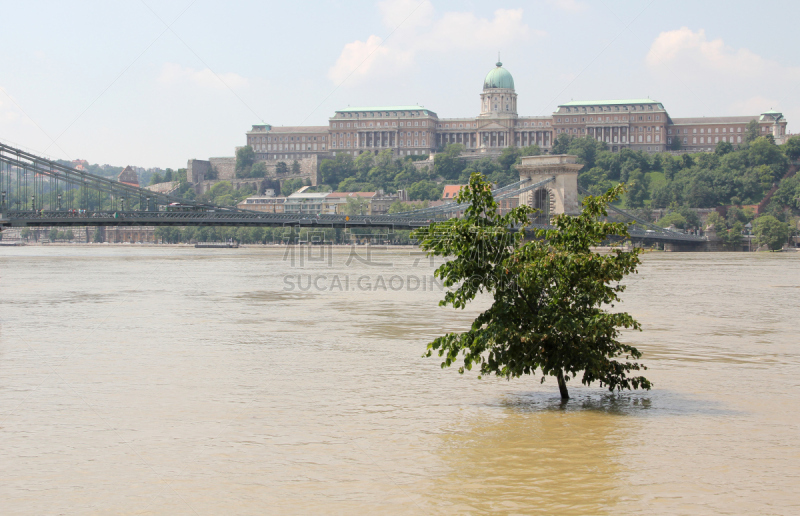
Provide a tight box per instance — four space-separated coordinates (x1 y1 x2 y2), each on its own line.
0 141 236 214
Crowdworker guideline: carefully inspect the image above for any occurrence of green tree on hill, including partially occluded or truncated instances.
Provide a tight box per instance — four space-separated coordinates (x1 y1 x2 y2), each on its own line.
625 168 648 209
236 146 256 178
434 144 466 180
344 196 370 216
551 133 572 155
715 140 734 156
753 215 790 250
745 120 760 143
782 135 800 162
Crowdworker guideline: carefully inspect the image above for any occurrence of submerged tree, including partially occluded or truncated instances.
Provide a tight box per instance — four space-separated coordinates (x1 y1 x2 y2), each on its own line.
411 173 651 399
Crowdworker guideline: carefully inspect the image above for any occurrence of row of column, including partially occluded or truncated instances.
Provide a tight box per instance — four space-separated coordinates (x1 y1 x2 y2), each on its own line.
517 131 551 148
357 131 398 148
353 129 562 151
440 133 476 148
438 130 553 149
588 126 629 144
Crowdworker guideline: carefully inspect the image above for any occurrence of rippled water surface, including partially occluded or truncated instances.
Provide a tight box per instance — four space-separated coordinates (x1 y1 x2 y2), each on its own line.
1 246 798 515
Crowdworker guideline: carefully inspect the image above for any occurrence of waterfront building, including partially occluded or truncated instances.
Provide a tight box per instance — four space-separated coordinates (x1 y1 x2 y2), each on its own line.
236 196 286 213
238 190 401 216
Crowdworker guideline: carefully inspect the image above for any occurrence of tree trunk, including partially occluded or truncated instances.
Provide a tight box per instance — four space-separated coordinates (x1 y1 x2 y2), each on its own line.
557 371 569 400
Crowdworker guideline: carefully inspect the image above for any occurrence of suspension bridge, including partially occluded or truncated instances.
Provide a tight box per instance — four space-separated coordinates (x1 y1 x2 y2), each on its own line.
0 141 704 246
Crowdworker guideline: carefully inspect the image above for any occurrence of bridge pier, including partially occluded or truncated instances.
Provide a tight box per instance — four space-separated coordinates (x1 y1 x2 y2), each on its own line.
664 241 710 252
515 155 583 218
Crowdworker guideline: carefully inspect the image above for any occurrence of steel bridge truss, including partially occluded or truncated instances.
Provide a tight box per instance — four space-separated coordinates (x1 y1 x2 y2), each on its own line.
0 142 224 215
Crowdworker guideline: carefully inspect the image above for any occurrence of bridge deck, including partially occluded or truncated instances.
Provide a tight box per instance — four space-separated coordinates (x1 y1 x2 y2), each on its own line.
0 210 706 244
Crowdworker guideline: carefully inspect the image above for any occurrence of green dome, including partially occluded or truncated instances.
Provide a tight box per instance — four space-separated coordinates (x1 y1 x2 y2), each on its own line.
483 62 515 90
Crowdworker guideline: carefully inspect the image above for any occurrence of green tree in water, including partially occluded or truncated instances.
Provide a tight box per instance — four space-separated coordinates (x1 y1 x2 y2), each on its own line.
411 174 650 399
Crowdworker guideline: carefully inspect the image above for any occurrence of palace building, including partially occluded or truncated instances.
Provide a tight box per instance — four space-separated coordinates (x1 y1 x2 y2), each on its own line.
244 61 789 161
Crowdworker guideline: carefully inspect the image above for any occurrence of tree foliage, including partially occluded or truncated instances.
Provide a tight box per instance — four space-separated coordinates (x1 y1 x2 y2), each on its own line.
410 174 650 399
235 146 256 178
753 215 791 250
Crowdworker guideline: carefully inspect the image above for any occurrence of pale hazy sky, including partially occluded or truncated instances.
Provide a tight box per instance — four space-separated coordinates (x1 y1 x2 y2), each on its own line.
1 0 798 169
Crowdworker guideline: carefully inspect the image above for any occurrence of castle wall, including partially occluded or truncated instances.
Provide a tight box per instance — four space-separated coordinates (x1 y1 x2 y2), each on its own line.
209 157 237 181
187 159 210 183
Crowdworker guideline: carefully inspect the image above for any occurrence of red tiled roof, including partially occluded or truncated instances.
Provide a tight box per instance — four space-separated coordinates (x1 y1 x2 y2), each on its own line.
442 184 464 200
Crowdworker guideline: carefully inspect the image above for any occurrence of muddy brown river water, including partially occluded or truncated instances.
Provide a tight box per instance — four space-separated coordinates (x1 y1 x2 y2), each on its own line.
1 246 798 514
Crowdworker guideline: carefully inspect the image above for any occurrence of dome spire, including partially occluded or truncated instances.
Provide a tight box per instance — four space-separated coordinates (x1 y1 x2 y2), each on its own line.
497 51 502 67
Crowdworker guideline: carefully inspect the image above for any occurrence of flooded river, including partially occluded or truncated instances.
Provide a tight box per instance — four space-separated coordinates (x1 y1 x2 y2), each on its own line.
1 246 798 515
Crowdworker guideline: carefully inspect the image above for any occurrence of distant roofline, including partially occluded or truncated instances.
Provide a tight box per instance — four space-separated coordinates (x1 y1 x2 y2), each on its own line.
335 106 433 113
670 116 761 125
560 99 661 107
247 126 328 133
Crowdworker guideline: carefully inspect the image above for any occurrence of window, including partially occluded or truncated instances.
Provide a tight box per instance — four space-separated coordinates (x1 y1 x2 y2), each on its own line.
693 137 697 144
700 128 704 134
415 122 419 126
715 128 719 133
693 129 697 134
700 137 705 144
684 137 688 144
738 136 742 143
557 118 561 123
656 116 661 121
573 118 577 122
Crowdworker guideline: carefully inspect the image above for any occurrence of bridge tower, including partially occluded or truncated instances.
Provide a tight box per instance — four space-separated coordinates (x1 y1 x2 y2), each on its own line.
515 155 583 217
